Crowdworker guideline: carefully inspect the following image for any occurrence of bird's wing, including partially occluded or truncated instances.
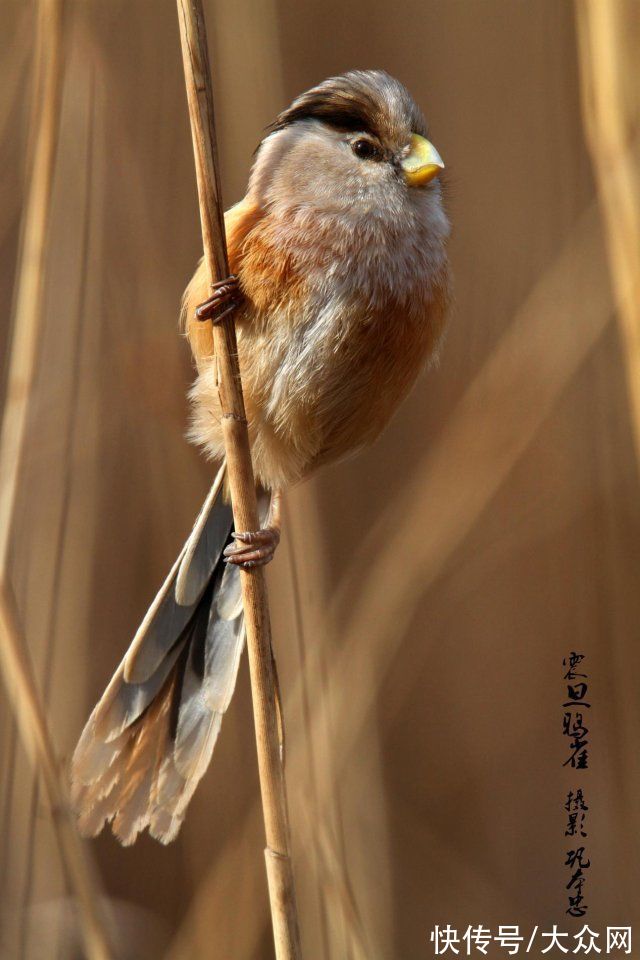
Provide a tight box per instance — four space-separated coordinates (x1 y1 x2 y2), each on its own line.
181 197 263 366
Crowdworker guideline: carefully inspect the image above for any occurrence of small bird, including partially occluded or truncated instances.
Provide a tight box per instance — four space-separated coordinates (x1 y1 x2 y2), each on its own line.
71 70 451 844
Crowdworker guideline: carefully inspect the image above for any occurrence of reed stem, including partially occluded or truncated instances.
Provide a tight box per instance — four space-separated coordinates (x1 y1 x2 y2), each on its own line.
175 2 303 957
0 1 113 958
575 0 640 468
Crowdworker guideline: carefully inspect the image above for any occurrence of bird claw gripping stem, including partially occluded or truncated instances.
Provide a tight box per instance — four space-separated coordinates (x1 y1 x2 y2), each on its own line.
222 525 281 569
195 274 243 324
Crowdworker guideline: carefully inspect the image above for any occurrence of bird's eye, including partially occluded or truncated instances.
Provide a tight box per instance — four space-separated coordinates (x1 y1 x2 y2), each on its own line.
352 139 381 161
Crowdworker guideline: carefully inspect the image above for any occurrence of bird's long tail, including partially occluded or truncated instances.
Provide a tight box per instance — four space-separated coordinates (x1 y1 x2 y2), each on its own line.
71 464 258 845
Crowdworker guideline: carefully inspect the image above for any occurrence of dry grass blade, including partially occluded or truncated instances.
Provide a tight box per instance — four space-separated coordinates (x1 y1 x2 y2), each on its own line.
575 0 640 468
175 1 302 956
0 2 113 958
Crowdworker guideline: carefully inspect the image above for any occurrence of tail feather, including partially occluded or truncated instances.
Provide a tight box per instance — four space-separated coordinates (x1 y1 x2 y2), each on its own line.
124 465 229 684
72 716 129 786
174 568 245 778
203 608 245 713
110 662 178 846
175 467 229 605
215 561 243 620
71 464 259 845
94 640 187 744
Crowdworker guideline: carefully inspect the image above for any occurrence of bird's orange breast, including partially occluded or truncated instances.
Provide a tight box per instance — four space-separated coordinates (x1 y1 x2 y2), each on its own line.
183 197 450 490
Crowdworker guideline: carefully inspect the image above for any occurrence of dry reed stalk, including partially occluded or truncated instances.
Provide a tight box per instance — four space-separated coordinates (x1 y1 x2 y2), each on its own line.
0 2 113 958
175 2 302 957
575 0 640 467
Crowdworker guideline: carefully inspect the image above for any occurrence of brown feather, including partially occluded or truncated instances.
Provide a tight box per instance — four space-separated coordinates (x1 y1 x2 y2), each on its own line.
181 198 263 367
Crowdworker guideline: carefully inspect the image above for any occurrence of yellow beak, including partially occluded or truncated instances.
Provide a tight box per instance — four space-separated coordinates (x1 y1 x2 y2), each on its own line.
401 133 445 187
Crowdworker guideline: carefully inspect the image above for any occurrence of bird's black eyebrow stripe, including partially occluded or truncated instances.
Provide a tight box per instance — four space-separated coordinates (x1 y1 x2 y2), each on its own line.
271 102 379 138
300 108 377 135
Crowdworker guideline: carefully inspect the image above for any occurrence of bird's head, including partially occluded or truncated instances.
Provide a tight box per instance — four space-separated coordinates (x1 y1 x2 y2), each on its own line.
248 70 446 222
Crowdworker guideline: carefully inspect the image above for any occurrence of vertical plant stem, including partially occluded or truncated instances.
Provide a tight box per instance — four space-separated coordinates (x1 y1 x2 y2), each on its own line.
575 0 640 467
175 2 302 958
0 2 113 958
0 588 112 960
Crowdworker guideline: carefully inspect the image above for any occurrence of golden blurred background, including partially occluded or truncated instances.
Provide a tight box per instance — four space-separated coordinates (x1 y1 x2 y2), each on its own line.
1 0 639 957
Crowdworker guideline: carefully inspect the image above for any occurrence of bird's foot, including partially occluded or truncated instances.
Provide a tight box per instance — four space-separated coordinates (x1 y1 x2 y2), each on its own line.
223 526 281 569
195 274 242 324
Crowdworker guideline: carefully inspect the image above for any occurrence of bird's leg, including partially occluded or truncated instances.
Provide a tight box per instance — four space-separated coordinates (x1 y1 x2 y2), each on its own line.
223 491 282 570
195 274 243 325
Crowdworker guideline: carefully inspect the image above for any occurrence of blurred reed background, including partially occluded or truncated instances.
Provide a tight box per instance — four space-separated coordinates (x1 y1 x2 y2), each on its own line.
1 0 639 958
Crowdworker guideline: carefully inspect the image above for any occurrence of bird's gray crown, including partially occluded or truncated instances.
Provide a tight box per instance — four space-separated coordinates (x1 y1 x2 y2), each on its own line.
270 70 428 146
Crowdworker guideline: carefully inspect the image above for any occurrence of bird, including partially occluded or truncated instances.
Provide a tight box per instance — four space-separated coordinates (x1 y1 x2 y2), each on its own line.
71 70 451 845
